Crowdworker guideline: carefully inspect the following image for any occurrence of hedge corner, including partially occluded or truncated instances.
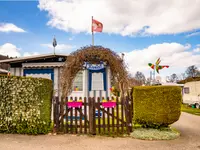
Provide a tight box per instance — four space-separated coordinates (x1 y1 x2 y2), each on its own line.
0 76 53 135
133 86 182 128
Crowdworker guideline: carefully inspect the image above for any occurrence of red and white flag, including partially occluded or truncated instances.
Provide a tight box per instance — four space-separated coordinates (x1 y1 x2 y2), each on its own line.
92 19 103 32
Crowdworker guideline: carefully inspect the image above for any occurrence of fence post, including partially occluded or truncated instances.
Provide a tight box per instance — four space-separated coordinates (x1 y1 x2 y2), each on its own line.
56 97 60 132
60 96 64 132
89 97 96 135
53 96 59 133
53 96 56 133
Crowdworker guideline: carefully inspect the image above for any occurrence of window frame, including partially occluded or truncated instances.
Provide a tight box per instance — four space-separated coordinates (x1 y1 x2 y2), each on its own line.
184 87 190 94
72 71 83 92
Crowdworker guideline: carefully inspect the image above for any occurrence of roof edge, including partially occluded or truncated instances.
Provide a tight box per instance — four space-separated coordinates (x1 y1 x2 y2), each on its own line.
0 53 68 63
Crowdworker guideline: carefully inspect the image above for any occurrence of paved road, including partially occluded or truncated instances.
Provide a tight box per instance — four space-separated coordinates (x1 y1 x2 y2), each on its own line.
0 112 200 150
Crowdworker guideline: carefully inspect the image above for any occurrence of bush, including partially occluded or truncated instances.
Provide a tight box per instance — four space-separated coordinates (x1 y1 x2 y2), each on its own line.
0 75 53 134
133 86 182 128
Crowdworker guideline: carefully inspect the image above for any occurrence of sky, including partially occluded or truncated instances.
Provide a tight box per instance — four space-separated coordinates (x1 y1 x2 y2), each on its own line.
0 0 200 82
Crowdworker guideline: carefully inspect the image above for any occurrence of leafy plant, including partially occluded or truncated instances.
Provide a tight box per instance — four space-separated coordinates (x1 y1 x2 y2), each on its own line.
0 76 53 134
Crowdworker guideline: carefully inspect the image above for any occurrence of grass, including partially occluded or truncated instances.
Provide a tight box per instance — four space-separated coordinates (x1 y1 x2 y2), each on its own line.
181 104 200 116
130 126 180 140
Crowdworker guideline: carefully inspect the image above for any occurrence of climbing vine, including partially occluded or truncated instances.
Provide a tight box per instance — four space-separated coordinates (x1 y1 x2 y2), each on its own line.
61 45 129 97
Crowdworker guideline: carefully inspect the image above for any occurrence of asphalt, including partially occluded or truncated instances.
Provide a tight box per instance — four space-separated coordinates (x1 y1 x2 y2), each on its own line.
0 112 199 150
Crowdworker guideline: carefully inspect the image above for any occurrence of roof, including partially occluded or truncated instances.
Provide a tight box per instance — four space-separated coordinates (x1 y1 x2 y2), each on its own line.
0 68 8 73
177 77 200 84
22 62 64 68
161 82 184 86
0 53 68 64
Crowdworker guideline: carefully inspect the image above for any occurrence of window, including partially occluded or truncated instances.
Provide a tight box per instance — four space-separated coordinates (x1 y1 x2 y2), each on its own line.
72 71 83 91
184 87 190 94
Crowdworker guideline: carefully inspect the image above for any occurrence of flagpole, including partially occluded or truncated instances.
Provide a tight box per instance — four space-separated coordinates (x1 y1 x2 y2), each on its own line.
92 16 96 99
92 16 94 46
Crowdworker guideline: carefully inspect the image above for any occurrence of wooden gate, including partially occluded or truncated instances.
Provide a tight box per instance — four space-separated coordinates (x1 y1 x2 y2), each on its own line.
53 96 133 135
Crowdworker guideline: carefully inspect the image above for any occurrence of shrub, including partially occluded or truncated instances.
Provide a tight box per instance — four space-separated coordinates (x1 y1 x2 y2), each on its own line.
0 75 53 134
133 86 182 128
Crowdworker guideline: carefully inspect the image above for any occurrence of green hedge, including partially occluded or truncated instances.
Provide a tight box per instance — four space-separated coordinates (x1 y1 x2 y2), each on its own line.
0 75 53 134
133 86 182 128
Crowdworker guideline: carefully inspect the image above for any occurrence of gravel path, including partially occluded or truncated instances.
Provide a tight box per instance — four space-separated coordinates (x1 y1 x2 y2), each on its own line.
0 112 200 150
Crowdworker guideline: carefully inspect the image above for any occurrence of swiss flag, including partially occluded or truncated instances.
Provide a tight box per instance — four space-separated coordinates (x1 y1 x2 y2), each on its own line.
92 19 103 32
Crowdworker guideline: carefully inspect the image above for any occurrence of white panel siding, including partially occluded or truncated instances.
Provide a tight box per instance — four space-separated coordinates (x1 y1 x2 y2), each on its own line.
52 67 60 121
21 68 23 76
183 81 200 105
107 67 111 97
15 68 21 76
58 67 61 98
69 91 84 99
83 70 87 97
10 68 15 76
54 68 59 96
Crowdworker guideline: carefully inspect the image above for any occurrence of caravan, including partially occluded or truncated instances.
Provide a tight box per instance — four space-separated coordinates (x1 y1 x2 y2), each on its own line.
182 79 200 109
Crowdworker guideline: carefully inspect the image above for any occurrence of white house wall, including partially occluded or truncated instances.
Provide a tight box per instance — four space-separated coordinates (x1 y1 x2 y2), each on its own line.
83 69 87 97
10 67 22 76
54 68 59 97
107 67 111 98
9 66 111 99
183 81 200 104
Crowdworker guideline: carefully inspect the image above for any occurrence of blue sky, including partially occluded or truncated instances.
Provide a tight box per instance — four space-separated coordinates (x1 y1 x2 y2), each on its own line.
0 0 200 80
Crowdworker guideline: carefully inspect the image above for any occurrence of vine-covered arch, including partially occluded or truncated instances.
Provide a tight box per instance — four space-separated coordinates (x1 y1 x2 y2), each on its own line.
61 45 129 98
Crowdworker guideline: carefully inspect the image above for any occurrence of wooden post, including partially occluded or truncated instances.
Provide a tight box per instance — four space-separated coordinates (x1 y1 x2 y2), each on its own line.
79 97 83 134
60 96 64 132
125 96 130 134
55 97 59 132
53 96 57 133
84 97 87 134
98 97 101 134
65 97 69 133
89 97 96 135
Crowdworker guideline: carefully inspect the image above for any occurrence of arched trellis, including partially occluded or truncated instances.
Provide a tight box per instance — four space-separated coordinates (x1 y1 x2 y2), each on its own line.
61 45 129 98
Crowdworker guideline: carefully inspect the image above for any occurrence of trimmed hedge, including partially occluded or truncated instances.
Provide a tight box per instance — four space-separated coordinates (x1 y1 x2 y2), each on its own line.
0 75 53 134
133 86 182 128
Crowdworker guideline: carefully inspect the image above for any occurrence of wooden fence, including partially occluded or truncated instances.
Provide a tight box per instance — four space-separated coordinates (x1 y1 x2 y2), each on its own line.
53 96 133 135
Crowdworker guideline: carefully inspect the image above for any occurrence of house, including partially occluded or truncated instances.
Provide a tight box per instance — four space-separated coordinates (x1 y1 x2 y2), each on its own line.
0 54 10 71
178 77 200 108
0 68 8 75
0 53 111 99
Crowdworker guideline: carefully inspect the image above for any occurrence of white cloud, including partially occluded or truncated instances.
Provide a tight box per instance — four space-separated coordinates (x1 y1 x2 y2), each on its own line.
23 52 39 57
41 43 75 52
0 23 25 33
186 32 200 38
0 43 21 57
123 42 200 81
193 47 200 53
0 43 39 58
38 0 200 36
197 44 200 47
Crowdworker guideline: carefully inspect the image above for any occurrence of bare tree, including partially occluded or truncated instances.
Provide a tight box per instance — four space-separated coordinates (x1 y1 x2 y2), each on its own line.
134 71 146 85
185 65 200 77
167 73 179 83
178 73 187 81
145 78 151 85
